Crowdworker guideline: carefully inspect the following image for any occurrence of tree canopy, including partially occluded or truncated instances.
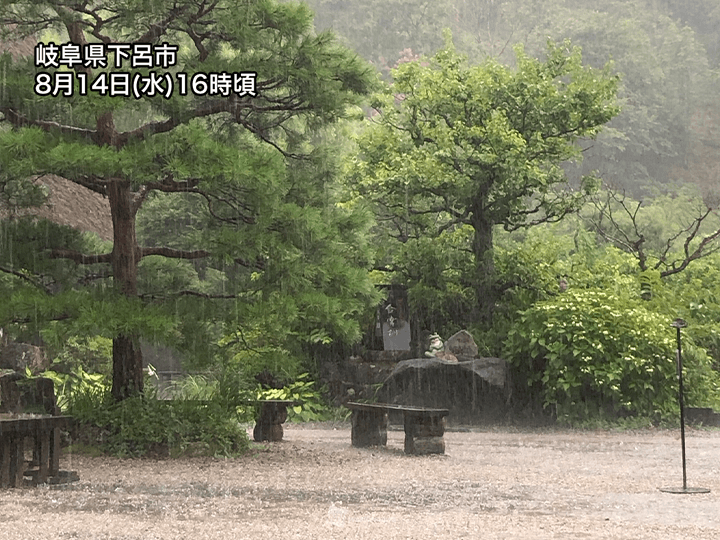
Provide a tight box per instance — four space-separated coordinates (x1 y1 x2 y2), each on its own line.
310 0 720 200
1 0 719 427
0 0 379 400
352 37 620 323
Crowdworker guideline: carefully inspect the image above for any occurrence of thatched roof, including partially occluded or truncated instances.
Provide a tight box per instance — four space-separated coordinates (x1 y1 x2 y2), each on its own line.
0 26 36 59
1 175 113 242
1 32 113 242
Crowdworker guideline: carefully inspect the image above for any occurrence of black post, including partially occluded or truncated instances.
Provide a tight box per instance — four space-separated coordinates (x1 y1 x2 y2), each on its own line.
660 319 710 494
675 322 687 490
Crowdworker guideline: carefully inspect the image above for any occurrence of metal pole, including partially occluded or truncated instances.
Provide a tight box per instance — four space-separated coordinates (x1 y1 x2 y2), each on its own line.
676 323 687 490
660 318 710 494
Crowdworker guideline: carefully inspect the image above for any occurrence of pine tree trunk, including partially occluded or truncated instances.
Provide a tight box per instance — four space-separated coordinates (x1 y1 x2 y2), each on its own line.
107 179 144 401
111 334 143 401
470 202 497 326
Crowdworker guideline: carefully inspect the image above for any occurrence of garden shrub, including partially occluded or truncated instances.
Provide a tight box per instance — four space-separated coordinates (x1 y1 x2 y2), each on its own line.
50 373 250 458
256 372 330 422
504 289 720 424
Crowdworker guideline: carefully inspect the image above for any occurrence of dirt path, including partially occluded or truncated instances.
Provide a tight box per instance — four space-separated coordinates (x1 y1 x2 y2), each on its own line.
2 424 720 539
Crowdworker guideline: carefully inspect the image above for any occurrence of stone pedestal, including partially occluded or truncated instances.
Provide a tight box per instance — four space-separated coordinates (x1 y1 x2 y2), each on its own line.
351 408 388 447
403 410 446 455
253 400 294 442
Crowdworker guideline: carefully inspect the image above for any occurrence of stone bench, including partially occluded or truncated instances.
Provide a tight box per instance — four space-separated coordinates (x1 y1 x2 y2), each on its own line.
345 402 449 455
0 414 71 488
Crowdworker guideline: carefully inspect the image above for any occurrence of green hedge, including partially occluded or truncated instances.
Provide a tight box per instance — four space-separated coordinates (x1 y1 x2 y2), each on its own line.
504 289 720 424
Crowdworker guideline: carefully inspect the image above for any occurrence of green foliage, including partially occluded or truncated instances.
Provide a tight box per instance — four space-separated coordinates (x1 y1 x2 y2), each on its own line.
313 0 720 198
0 176 49 212
394 226 476 339
465 218 638 355
652 255 720 372
504 288 720 424
256 373 330 422
103 396 249 458
0 0 379 401
353 35 619 326
0 217 89 285
583 186 720 279
219 331 303 386
167 370 330 423
166 373 220 402
54 372 249 458
547 2 718 195
42 365 110 413
43 334 112 375
355 37 619 229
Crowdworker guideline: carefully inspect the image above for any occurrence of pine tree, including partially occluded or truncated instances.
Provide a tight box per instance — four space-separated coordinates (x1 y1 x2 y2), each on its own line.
0 1 377 400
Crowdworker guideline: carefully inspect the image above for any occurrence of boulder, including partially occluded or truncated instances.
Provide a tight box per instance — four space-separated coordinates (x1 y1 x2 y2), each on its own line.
0 371 58 415
378 357 510 425
0 342 49 374
445 330 478 358
434 350 458 363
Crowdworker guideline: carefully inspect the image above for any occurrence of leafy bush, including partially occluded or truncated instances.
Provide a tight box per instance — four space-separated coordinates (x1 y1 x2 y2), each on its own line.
43 335 113 377
256 373 330 422
165 373 219 401
98 396 250 458
169 369 331 423
660 255 720 371
504 289 720 424
50 371 249 458
42 365 110 412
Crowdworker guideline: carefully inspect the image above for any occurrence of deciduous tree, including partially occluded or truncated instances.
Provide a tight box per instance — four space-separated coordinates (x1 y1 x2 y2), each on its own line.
352 37 619 324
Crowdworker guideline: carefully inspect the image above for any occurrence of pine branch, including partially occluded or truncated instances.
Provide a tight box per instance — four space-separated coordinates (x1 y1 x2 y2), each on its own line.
77 270 113 286
0 265 49 292
49 250 112 265
142 177 201 193
71 5 117 44
115 101 233 146
73 175 108 196
0 108 96 141
131 185 151 215
116 96 309 153
140 247 212 260
140 247 265 270
139 178 257 225
139 290 238 301
134 4 190 44
9 313 73 324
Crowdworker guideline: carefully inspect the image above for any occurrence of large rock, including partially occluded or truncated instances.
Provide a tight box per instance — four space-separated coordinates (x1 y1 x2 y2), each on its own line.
445 330 478 359
0 342 49 374
0 372 58 415
377 357 510 425
434 350 458 363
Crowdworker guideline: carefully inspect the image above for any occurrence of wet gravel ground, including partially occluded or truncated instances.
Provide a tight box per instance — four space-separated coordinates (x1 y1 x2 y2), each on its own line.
2 424 720 539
